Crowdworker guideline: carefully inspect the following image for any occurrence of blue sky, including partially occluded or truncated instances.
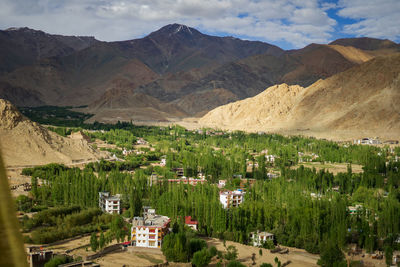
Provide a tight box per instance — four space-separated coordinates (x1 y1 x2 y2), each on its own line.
0 0 399 49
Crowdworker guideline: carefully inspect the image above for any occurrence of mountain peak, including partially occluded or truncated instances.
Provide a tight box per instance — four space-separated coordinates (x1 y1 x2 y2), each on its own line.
170 24 193 34
148 23 201 38
4 27 44 34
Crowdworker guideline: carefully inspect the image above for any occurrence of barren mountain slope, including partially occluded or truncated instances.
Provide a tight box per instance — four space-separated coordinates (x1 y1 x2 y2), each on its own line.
178 43 372 115
199 84 304 130
287 54 400 136
0 27 98 73
0 99 101 167
1 25 399 123
199 54 400 140
329 37 400 51
0 24 282 110
85 88 187 123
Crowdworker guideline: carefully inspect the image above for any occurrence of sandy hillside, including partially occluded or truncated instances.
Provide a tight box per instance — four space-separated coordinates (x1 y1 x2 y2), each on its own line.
199 54 400 140
205 238 319 267
0 99 101 167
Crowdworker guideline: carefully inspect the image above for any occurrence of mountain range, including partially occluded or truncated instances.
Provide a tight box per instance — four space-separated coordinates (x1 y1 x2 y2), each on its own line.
199 53 400 140
0 24 399 133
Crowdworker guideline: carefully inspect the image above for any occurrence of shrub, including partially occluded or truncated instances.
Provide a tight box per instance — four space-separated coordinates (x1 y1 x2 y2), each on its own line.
192 248 212 267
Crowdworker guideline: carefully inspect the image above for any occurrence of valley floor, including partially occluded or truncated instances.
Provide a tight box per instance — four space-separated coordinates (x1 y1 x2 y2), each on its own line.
205 237 319 267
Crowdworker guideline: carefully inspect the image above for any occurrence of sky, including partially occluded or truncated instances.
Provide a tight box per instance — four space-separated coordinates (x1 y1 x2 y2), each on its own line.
0 0 399 49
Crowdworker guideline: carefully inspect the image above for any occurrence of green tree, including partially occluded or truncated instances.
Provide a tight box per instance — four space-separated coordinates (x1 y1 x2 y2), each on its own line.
192 248 212 267
99 232 106 250
110 215 124 242
225 245 238 260
385 246 393 267
15 195 33 212
209 246 218 257
318 242 345 267
274 257 281 267
44 255 68 267
90 232 98 252
31 176 38 199
227 260 245 267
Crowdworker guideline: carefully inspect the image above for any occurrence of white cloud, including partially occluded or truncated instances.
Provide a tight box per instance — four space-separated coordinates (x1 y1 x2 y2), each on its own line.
0 0 339 48
337 0 400 41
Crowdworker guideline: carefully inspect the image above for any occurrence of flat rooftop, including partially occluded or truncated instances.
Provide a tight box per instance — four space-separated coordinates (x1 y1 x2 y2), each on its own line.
132 215 170 228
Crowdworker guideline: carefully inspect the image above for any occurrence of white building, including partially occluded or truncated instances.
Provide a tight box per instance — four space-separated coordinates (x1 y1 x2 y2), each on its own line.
219 189 244 208
218 180 226 188
251 231 274 247
160 158 167 166
131 208 170 248
265 155 276 163
99 192 121 214
136 138 148 145
354 138 381 145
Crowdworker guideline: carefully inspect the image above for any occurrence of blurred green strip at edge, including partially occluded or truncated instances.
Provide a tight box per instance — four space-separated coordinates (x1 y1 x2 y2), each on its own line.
0 147 28 267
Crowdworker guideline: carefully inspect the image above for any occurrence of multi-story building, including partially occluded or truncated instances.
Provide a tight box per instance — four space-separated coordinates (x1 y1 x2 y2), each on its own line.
250 231 274 247
131 208 170 248
99 192 121 214
219 189 244 208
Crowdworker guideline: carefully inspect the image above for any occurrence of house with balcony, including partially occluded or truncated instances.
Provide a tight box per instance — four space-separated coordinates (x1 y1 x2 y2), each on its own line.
131 208 170 249
219 189 245 208
99 192 121 214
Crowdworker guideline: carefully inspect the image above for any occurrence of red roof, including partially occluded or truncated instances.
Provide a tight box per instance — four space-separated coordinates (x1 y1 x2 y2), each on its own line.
185 216 198 225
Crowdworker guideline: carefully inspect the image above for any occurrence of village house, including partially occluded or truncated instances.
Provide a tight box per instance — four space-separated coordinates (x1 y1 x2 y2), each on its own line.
218 179 226 188
219 189 245 208
160 157 167 166
265 155 276 163
246 160 259 168
185 216 198 231
250 231 274 247
354 138 381 145
173 168 184 177
99 192 121 214
131 208 170 248
122 148 133 156
332 186 340 192
136 138 148 145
